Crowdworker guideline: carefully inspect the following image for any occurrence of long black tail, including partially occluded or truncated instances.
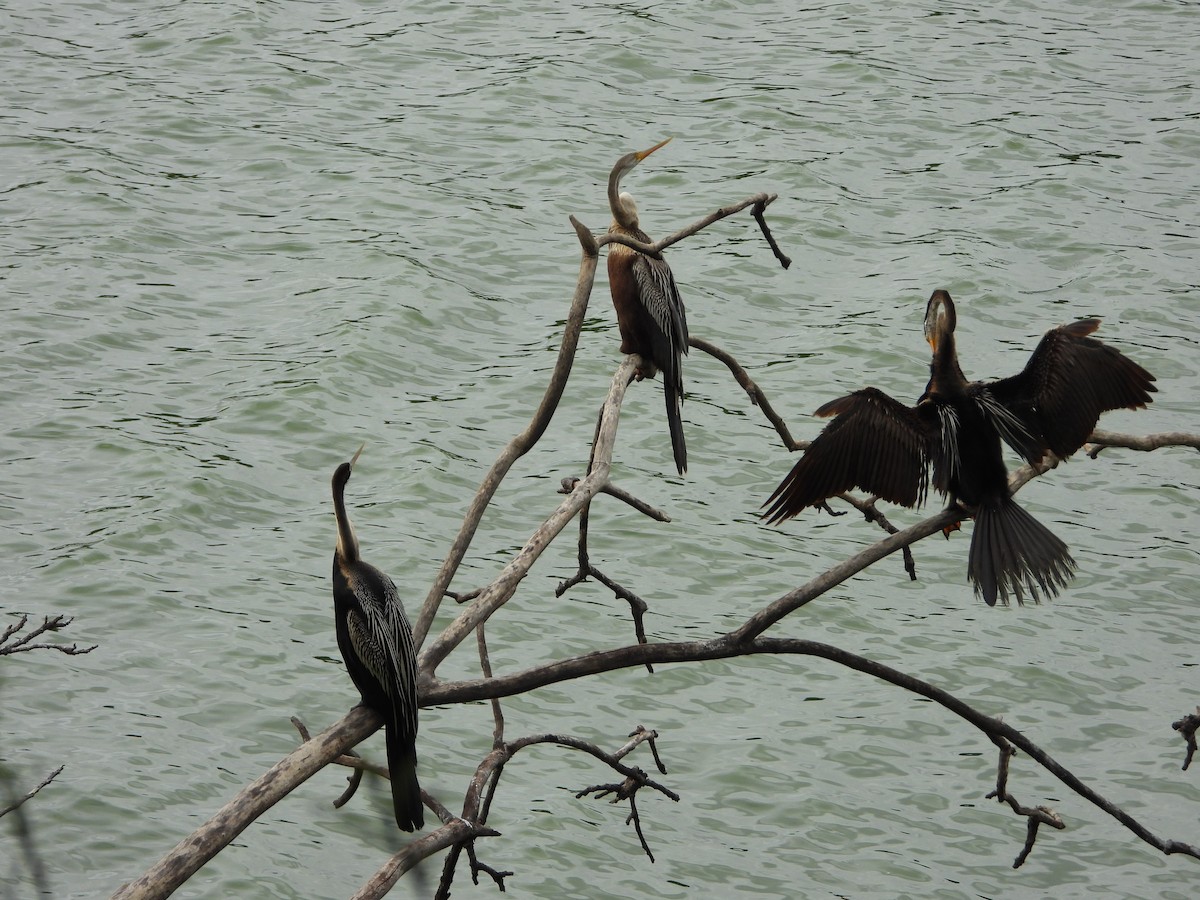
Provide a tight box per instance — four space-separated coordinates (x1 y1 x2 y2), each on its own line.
968 497 1076 606
665 378 687 475
386 723 424 832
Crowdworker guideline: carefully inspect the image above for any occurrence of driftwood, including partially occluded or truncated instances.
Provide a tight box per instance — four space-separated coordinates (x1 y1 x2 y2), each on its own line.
109 185 1200 899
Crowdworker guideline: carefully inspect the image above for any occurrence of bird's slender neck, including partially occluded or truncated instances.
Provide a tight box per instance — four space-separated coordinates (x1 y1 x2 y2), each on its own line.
608 168 639 232
930 328 968 391
332 465 360 564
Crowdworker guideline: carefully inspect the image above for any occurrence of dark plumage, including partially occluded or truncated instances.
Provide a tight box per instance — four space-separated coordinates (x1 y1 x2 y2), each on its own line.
607 138 689 475
763 289 1156 605
331 447 423 831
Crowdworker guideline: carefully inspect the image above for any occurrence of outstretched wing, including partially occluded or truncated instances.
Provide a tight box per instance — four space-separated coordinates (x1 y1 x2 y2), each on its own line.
987 318 1156 462
762 387 934 525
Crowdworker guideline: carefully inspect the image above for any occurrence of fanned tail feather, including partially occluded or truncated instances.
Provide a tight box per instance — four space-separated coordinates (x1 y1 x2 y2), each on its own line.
968 499 1076 606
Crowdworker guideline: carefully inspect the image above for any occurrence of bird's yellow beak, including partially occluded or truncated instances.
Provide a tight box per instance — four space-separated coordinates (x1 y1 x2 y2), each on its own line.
350 443 365 468
635 137 672 161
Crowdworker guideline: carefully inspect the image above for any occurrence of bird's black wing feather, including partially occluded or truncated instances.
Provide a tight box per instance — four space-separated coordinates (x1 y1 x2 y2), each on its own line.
632 252 689 473
987 319 1156 461
762 387 933 524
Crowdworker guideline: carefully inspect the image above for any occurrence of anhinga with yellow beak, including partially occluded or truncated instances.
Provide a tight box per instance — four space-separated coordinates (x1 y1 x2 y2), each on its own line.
331 447 423 831
763 290 1156 605
607 138 690 475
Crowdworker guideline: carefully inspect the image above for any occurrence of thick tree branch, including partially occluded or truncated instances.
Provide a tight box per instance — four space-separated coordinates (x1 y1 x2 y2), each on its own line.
423 635 1200 865
110 707 381 900
1088 429 1200 455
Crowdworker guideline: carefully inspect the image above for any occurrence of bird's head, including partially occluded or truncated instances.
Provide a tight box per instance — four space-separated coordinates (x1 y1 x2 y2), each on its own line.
608 138 671 228
332 444 366 562
923 289 957 353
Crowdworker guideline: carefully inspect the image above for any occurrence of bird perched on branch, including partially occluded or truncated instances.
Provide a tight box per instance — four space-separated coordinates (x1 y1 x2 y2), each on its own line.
331 446 423 831
606 138 690 475
762 289 1156 605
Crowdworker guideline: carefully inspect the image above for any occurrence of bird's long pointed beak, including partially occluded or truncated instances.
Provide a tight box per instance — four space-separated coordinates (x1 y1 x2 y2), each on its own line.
350 443 365 469
635 137 672 161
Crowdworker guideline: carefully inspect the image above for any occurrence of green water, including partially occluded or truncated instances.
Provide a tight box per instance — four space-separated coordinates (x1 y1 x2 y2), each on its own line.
2 1 1198 897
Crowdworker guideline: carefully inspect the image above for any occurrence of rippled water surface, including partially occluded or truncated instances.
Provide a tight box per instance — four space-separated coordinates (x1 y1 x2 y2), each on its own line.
2 1 1198 897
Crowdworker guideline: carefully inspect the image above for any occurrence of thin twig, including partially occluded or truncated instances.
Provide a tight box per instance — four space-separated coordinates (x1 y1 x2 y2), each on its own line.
478 624 505 749
559 476 672 522
753 196 791 269
0 614 96 656
0 766 64 819
688 336 804 451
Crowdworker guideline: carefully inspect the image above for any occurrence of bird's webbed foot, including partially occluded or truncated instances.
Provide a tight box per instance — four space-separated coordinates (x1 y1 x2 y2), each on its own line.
635 362 659 381
941 501 969 539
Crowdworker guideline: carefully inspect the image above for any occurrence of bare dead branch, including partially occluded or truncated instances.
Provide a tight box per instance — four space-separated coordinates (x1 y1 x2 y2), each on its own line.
597 192 780 259
1087 429 1200 456
418 360 638 675
689 336 805 451
752 196 791 268
350 818 501 900
413 192 781 652
614 726 661 765
559 476 672 522
292 716 371 807
423 635 1200 865
836 493 918 580
111 706 382 900
467 842 512 891
1173 708 1200 770
557 464 655 672
0 766 64 819
411 220 601 650
985 741 1066 867
114 423 1199 898
477 624 505 749
0 614 96 656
